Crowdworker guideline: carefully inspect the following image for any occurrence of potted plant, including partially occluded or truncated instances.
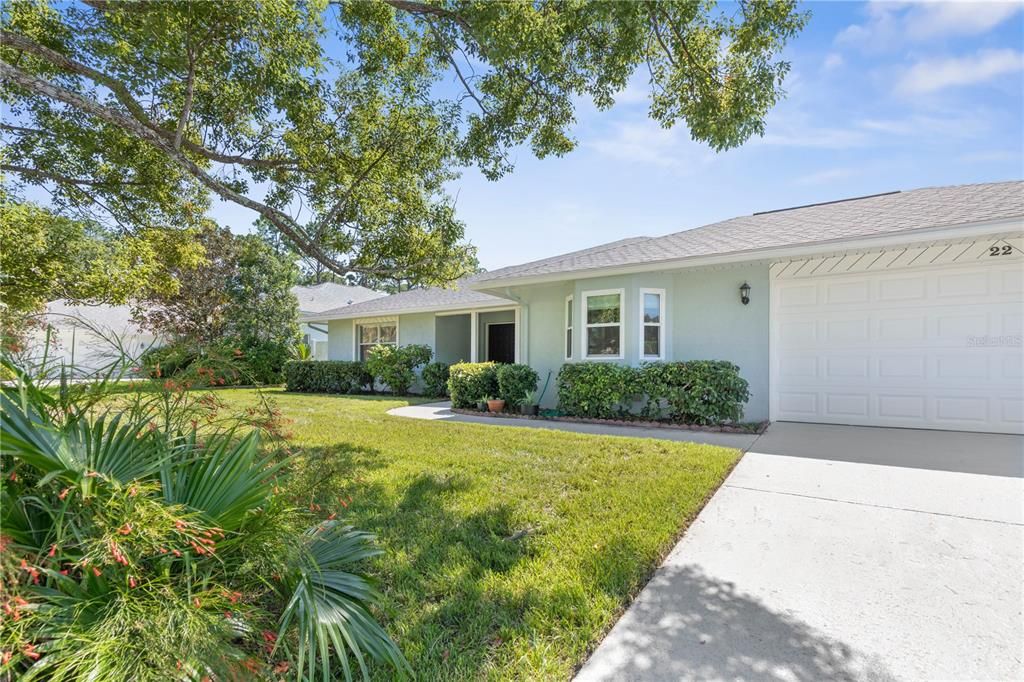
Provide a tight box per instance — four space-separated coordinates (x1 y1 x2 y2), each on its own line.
486 396 505 413
519 390 539 416
477 398 489 411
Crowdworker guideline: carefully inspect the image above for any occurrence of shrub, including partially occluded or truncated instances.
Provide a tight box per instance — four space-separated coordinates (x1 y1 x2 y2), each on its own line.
448 362 498 408
556 363 640 419
139 343 196 378
365 344 432 395
0 359 409 681
238 339 291 384
660 360 750 425
558 361 750 424
283 360 372 394
421 361 450 398
496 364 539 407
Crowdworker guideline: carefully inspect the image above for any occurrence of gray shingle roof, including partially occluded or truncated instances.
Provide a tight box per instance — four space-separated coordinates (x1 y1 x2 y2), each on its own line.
473 181 1024 285
300 276 506 321
291 283 383 314
302 237 654 320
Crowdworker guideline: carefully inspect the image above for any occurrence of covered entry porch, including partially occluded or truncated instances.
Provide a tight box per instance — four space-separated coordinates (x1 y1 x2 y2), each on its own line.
434 306 522 365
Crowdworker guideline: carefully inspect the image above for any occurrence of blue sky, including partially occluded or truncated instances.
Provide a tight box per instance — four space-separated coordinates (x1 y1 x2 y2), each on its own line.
219 2 1022 270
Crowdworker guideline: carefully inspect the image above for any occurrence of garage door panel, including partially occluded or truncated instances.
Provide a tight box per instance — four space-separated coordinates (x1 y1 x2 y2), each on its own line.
773 256 1023 434
877 395 927 419
936 270 990 298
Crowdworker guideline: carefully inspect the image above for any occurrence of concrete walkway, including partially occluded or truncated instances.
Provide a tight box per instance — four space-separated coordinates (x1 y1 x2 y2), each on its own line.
575 429 1024 682
386 401 760 450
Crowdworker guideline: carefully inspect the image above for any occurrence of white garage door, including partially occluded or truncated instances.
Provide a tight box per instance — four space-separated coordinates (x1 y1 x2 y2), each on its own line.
771 250 1023 434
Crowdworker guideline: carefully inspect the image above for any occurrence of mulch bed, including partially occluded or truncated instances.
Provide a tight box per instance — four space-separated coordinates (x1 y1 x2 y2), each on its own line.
450 408 769 434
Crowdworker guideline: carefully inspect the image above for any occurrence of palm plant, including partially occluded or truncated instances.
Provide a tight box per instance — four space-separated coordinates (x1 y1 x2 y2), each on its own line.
0 360 409 681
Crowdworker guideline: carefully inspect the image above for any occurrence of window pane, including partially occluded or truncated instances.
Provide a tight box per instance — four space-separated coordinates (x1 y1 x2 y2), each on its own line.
587 326 620 356
566 298 573 327
379 324 396 343
644 325 660 356
643 293 661 323
359 345 370 362
586 293 620 324
360 325 377 344
566 329 572 358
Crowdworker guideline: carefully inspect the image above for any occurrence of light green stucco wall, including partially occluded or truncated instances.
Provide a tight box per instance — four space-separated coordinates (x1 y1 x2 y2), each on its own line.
507 263 770 418
669 263 770 421
327 319 355 361
434 314 471 364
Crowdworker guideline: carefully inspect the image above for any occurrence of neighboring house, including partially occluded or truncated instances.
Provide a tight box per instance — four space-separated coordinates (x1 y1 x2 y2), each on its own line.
302 181 1024 435
29 300 161 376
292 283 384 360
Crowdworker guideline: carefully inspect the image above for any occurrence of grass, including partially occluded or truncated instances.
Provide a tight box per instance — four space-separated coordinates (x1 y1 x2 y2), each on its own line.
217 389 741 681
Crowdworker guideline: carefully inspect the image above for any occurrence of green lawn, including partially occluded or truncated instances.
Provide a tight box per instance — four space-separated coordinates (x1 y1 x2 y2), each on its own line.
218 389 740 681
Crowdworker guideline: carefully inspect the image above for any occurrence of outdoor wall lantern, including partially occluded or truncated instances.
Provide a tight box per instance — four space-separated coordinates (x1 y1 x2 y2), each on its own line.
739 282 751 305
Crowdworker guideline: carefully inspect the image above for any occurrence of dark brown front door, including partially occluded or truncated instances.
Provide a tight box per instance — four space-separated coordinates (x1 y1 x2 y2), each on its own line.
487 323 515 364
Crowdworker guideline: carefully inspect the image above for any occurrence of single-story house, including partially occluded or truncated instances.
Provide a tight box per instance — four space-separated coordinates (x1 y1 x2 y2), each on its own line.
302 181 1023 435
293 283 383 359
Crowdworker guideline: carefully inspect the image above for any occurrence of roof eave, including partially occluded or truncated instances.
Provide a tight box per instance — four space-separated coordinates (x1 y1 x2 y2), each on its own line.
470 216 1024 292
298 296 515 323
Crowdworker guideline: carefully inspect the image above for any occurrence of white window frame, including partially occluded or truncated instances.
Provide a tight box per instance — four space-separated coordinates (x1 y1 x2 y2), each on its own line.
582 288 625 360
352 317 399 361
564 295 574 361
639 288 666 361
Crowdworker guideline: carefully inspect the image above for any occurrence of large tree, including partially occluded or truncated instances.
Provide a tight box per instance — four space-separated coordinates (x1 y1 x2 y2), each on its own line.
0 196 203 329
1 0 807 281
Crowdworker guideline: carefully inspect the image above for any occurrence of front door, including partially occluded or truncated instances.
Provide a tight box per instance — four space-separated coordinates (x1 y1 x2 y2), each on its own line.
487 323 515 364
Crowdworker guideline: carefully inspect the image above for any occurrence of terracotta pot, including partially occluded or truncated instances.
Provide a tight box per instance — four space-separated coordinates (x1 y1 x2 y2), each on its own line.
487 399 506 413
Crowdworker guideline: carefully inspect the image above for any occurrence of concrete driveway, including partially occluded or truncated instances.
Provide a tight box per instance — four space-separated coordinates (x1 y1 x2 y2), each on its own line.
576 423 1024 682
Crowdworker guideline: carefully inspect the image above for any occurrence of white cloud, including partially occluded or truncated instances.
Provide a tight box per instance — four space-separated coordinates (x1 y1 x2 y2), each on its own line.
757 125 870 149
836 1 1023 49
898 48 1024 94
796 167 859 186
822 53 844 70
958 149 1022 164
588 120 709 168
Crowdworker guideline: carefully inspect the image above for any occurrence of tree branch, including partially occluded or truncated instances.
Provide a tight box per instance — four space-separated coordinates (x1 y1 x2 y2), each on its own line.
1 30 298 170
379 0 472 32
1 163 148 187
1 59 349 275
174 47 195 150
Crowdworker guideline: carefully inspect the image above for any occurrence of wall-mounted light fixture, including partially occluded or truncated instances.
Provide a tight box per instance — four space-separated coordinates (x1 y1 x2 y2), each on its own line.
740 282 751 305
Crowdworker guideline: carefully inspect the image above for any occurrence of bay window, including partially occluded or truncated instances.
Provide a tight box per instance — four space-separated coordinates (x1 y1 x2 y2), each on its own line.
640 288 665 359
565 295 574 360
583 289 623 359
356 320 397 361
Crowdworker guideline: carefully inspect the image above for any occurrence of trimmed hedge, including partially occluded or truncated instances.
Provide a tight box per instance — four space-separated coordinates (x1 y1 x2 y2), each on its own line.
557 361 750 424
556 363 639 419
421 362 451 398
448 362 498 408
283 360 372 394
496 364 540 407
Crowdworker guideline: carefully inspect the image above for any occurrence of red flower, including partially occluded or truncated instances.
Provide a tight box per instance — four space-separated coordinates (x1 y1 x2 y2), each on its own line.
58 487 71 500
92 566 102 577
48 544 57 558
22 644 40 661
262 630 278 643
128 576 137 588
118 523 132 535
193 597 201 608
1 650 11 665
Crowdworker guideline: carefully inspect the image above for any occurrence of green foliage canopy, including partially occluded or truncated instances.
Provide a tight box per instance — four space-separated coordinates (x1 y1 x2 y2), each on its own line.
1 0 807 281
0 198 203 325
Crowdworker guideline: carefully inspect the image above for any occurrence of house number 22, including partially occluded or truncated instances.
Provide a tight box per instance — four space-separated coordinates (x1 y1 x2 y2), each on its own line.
989 245 1013 256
